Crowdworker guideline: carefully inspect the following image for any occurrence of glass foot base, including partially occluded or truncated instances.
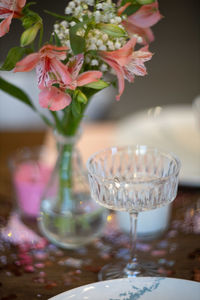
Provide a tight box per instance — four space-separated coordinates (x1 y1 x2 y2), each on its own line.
98 261 161 281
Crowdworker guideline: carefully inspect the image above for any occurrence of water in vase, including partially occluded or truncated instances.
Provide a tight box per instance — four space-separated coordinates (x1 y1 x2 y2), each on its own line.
39 193 106 249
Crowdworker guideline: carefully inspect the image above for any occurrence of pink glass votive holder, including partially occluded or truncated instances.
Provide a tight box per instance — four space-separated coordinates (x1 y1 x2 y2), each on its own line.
10 147 53 219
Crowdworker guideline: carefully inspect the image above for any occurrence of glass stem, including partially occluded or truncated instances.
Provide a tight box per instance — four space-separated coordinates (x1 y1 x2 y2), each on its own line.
125 212 139 275
130 212 138 263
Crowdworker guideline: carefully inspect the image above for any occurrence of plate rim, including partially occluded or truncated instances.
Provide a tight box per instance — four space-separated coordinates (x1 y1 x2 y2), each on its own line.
49 276 200 300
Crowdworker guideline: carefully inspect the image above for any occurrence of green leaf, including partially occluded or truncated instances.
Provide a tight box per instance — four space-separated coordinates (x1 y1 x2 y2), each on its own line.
84 80 109 90
53 31 62 46
22 4 42 28
69 23 86 55
136 0 155 4
22 14 39 29
72 98 81 117
123 4 141 16
96 23 126 37
0 76 35 110
69 34 85 55
76 90 88 104
121 0 130 5
81 87 105 99
0 47 31 71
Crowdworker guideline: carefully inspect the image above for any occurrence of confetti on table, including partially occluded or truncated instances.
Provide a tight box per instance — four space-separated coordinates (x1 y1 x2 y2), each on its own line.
24 265 35 273
35 263 45 269
151 250 167 257
33 250 48 260
0 213 44 246
58 257 83 268
157 240 169 249
137 242 152 252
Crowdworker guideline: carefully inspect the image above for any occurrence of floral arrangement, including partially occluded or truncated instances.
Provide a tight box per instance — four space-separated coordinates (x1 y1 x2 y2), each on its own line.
0 0 161 136
0 0 162 247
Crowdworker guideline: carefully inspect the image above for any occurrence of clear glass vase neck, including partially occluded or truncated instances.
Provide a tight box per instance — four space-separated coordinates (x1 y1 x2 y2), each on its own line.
53 128 82 146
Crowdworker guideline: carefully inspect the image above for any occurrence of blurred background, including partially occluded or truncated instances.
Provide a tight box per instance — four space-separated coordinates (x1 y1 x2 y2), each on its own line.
0 0 200 130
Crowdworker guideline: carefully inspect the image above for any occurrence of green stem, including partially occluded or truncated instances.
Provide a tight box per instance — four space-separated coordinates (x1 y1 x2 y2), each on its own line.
39 24 44 49
50 111 62 131
57 142 73 210
62 95 92 135
56 96 92 210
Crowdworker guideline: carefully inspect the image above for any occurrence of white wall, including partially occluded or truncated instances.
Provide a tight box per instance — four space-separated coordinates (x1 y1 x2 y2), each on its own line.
0 71 115 131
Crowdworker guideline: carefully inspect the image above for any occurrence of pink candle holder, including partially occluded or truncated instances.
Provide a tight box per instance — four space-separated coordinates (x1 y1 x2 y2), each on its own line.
9 147 53 219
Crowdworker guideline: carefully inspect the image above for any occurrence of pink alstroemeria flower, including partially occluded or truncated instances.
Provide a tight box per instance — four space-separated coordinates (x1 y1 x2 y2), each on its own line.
99 37 152 100
38 54 103 111
39 86 72 111
14 44 72 111
119 1 162 44
14 44 72 89
0 0 26 37
66 54 102 90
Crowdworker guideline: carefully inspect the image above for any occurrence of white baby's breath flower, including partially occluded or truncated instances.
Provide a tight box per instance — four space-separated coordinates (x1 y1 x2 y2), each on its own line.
68 1 75 8
86 0 94 5
58 32 64 39
75 6 82 14
91 59 99 66
118 24 125 29
94 16 101 23
77 28 85 36
66 40 71 48
107 40 114 50
54 29 59 35
54 24 59 30
88 44 97 50
61 20 68 27
64 29 69 35
85 56 91 63
100 63 108 72
116 16 122 23
102 34 108 41
65 7 72 14
90 37 97 43
70 21 76 27
99 45 107 51
102 2 109 10
58 0 127 55
137 36 143 43
96 3 102 9
94 10 100 16
97 39 103 46
94 10 101 22
94 29 101 37
115 41 121 49
82 3 88 10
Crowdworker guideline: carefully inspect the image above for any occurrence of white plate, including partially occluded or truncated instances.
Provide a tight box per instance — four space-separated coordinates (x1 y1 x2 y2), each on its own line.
49 277 200 300
115 104 200 187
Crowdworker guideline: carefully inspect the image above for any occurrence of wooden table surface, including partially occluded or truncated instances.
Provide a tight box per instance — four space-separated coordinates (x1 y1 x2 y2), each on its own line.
0 127 200 300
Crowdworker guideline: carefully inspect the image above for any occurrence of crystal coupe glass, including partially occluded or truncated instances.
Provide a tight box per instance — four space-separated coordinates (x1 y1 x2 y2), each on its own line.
87 145 181 280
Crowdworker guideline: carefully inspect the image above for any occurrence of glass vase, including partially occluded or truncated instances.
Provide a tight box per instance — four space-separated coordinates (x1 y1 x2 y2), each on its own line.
39 130 107 249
